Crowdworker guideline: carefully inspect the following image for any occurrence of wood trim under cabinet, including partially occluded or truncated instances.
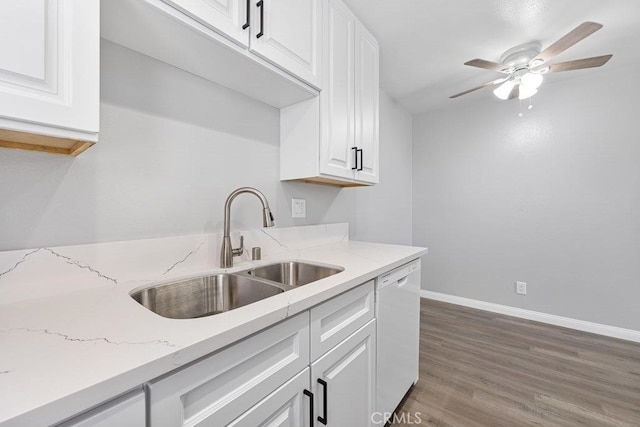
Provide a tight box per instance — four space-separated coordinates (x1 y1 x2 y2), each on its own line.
283 176 369 187
0 129 94 156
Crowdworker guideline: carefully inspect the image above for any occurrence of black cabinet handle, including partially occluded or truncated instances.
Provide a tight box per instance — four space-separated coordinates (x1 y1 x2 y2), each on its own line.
357 148 363 171
317 379 328 425
256 0 264 38
303 389 314 427
242 0 250 29
351 146 358 170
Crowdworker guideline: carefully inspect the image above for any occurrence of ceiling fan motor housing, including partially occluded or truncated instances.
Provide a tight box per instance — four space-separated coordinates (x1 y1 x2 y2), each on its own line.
499 42 542 70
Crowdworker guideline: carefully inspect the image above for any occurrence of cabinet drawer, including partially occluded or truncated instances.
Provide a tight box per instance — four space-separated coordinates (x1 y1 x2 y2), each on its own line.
149 312 310 427
310 280 374 361
228 367 311 426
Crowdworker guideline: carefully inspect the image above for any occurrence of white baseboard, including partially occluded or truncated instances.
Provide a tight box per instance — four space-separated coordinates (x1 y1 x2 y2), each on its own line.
421 290 640 344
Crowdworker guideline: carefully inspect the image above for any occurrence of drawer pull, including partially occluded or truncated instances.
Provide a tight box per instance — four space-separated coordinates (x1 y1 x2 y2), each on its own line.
303 389 314 426
256 1 264 38
351 146 358 170
317 378 328 424
242 0 250 29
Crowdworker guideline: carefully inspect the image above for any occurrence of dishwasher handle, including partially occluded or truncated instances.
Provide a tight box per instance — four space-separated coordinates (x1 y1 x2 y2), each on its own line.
396 276 410 287
379 260 420 288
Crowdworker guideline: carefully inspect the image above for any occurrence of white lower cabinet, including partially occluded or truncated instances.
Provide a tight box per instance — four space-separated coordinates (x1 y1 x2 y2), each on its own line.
56 389 145 427
311 320 376 427
148 312 310 427
228 309 376 427
146 281 377 426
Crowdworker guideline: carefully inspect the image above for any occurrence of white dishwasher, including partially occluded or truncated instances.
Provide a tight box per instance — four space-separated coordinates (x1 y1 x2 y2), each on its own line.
376 258 421 422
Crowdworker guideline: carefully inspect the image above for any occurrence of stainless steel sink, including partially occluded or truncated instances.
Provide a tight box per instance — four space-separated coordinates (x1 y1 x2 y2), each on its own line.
131 261 344 319
244 261 344 288
131 274 284 319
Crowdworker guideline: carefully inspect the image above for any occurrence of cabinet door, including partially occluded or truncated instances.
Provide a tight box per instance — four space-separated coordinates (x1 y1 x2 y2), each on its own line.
229 368 312 427
354 21 379 184
56 389 145 427
311 320 376 427
249 0 321 88
148 313 310 427
162 0 250 47
0 0 99 135
318 0 356 181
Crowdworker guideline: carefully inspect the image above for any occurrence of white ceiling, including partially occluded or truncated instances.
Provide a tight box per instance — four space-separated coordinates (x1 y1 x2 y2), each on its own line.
342 0 640 114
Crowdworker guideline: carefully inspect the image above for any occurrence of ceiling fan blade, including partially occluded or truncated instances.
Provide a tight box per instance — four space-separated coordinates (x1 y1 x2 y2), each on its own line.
464 59 508 73
544 54 613 72
531 22 603 65
507 83 520 100
449 78 508 99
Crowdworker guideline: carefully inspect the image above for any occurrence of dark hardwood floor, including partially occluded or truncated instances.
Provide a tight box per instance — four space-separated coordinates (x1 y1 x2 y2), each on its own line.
391 299 640 426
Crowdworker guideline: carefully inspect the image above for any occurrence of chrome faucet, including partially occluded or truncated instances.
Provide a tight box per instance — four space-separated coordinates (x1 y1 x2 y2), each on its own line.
221 187 275 268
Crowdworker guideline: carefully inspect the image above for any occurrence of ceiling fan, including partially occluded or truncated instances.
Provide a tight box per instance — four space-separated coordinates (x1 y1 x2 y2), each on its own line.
450 22 613 101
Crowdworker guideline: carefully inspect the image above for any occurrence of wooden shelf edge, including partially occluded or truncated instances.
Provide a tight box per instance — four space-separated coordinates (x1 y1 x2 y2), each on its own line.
282 176 370 188
0 129 95 157
68 141 94 156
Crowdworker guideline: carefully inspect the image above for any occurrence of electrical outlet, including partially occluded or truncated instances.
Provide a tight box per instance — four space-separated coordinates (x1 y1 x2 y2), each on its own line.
516 281 527 295
291 198 306 218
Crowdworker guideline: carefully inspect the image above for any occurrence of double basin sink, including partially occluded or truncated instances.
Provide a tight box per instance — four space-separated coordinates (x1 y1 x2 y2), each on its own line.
131 261 344 319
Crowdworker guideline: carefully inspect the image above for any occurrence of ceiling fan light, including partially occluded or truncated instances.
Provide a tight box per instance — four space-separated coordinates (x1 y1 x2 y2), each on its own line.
518 86 538 100
521 72 543 89
493 80 515 100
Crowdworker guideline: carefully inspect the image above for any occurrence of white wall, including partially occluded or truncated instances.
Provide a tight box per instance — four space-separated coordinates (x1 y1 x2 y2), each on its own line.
0 41 413 251
412 65 640 331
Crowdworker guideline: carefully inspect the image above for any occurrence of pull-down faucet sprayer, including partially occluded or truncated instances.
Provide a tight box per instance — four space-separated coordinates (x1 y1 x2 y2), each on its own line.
220 187 274 268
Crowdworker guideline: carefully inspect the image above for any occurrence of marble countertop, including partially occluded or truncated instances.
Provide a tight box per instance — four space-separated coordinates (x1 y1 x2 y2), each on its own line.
0 224 426 426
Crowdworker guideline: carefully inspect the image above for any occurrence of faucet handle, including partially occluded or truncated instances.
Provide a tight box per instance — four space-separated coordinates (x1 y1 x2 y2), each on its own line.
232 235 244 257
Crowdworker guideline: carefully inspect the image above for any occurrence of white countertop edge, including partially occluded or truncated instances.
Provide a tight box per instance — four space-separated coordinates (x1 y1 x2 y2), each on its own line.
1 245 427 426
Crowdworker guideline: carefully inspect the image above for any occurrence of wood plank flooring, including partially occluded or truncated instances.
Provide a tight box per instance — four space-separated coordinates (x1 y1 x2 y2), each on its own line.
391 299 640 426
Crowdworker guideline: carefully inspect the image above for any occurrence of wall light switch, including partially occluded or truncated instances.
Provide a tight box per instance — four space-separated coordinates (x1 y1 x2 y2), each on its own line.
516 281 527 295
292 198 306 218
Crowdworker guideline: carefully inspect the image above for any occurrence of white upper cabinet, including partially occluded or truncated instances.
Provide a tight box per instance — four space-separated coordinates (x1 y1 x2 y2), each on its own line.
162 0 250 47
102 0 318 110
353 21 379 184
160 0 321 88
280 0 379 186
0 0 99 155
318 0 355 180
249 0 321 89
